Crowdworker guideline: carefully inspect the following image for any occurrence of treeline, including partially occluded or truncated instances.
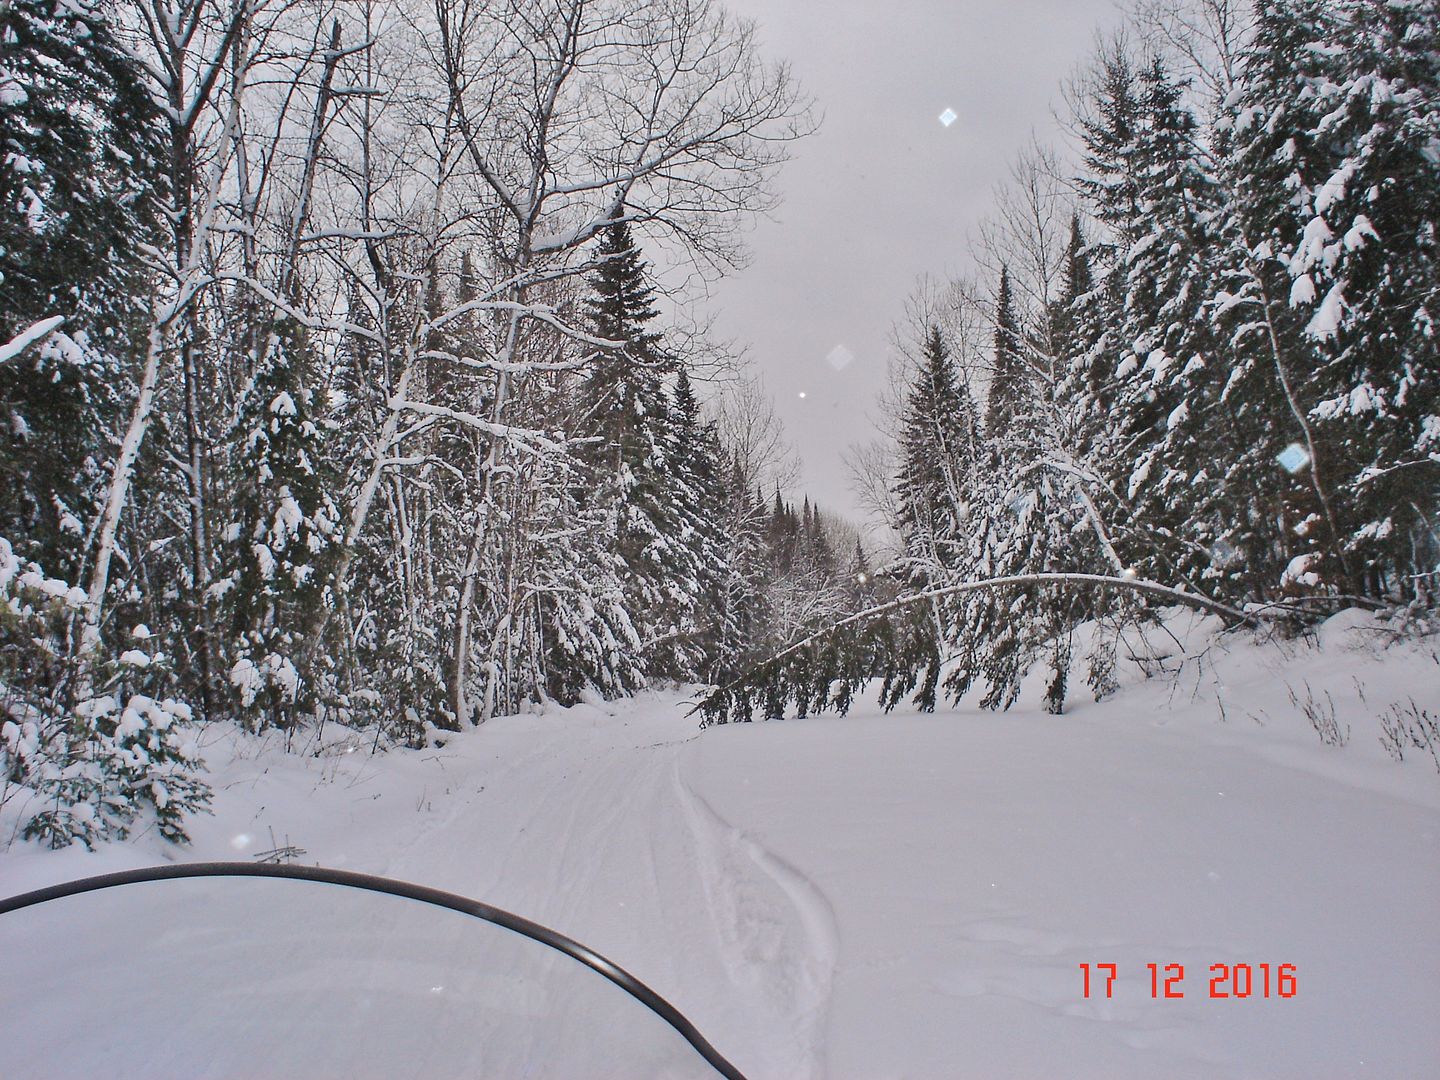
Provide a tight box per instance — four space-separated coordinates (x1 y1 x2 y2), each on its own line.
0 0 831 847
703 0 1439 724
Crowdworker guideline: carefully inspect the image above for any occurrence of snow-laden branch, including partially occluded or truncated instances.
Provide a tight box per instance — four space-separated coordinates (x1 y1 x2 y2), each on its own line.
420 298 624 351
391 400 566 458
297 228 397 244
1027 457 1126 574
213 273 382 341
0 317 65 365
419 348 599 375
1355 456 1440 487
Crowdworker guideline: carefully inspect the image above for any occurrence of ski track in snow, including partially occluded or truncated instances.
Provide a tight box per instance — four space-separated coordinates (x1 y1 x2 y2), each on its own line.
674 759 840 1080
373 702 835 1078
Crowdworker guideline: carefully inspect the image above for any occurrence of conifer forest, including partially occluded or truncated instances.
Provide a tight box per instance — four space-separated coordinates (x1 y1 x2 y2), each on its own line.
1 0 1436 853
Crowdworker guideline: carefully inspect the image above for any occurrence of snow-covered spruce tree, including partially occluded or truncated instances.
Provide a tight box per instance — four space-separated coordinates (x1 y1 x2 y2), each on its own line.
984 267 1030 435
882 324 983 710
224 317 340 730
1049 212 1137 701
1067 40 1289 607
848 536 874 604
803 500 839 580
1056 77 1143 703
1255 0 1440 600
1051 214 1102 412
1076 43 1144 338
950 261 1100 713
731 491 852 719
895 325 982 583
0 0 213 846
1073 44 1157 435
0 539 211 849
709 455 771 687
763 493 851 658
535 451 648 707
1209 0 1367 601
766 488 797 574
1103 58 1266 600
0 0 161 581
576 213 700 681
668 366 732 681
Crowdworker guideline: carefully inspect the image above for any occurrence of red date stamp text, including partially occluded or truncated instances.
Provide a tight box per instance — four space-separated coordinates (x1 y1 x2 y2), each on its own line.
1079 962 1297 999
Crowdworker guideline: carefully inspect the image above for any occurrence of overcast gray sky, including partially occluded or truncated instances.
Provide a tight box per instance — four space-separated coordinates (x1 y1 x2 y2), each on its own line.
700 0 1125 522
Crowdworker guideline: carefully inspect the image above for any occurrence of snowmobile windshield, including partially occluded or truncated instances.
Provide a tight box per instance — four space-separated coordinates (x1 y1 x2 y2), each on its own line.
0 863 744 1079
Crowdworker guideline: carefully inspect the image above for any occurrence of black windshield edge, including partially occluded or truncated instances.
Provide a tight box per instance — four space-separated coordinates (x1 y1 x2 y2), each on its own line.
0 861 747 1080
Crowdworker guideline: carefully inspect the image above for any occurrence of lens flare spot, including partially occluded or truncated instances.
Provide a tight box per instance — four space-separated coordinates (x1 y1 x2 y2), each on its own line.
1277 443 1311 474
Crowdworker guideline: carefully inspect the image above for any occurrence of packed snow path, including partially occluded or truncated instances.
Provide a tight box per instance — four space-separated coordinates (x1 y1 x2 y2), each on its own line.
375 701 839 1079
4 627 1439 1078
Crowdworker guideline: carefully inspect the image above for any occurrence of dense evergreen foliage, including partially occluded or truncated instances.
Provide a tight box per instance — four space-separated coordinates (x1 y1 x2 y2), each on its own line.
0 0 161 581
699 0 1439 725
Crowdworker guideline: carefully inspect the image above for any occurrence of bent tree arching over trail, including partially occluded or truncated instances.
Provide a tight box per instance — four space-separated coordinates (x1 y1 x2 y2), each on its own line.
696 568 1383 725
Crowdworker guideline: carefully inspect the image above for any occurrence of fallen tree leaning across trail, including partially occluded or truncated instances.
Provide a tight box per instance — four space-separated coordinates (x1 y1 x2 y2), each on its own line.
692 571 1385 722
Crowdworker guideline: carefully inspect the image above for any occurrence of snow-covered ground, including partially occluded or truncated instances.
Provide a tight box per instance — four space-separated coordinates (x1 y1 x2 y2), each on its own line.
3 610 1438 1078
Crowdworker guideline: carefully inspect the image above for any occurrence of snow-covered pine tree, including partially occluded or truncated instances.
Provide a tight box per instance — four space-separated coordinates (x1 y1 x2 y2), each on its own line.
985 267 1030 436
668 366 731 680
895 324 981 583
225 317 340 730
1270 0 1440 600
577 211 699 681
1211 0 1364 601
0 0 161 581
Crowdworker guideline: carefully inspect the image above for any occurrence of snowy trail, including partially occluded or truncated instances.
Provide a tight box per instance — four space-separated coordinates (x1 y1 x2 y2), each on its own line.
0 695 827 1079
373 698 832 1079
